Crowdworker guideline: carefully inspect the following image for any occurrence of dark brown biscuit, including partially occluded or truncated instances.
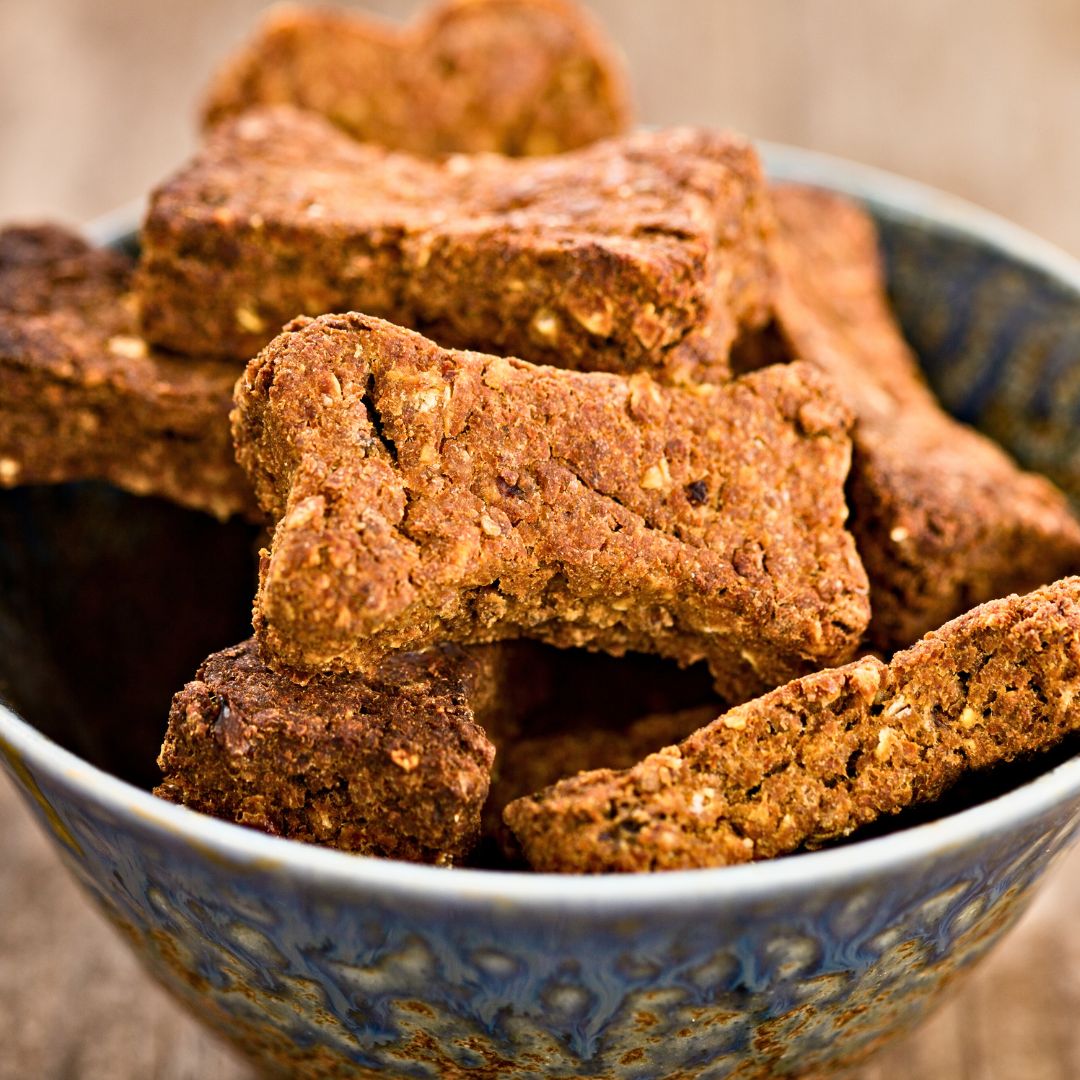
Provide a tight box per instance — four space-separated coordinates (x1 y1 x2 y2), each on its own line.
137 108 775 383
0 225 258 520
0 224 132 319
749 185 1080 649
201 0 631 157
156 639 539 865
505 577 1080 872
233 313 870 699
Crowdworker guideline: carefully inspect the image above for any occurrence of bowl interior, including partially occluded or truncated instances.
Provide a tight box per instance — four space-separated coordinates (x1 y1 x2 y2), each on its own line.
4 151 1080 863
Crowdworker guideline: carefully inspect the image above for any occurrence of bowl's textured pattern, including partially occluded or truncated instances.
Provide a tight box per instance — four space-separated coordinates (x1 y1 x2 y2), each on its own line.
3 169 1080 1079
4 742 1080 1080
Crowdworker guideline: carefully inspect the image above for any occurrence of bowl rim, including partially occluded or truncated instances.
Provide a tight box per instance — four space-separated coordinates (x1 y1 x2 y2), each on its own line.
5 140 1080 911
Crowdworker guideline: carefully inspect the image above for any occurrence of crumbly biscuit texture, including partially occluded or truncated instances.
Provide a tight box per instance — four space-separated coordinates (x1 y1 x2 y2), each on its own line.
755 185 1080 649
0 225 258 520
234 313 869 700
138 108 775 382
202 0 631 157
156 640 533 864
505 577 1080 872
0 224 132 320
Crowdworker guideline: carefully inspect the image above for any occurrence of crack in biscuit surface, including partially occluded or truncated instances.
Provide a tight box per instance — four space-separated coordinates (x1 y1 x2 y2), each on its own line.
234 313 870 699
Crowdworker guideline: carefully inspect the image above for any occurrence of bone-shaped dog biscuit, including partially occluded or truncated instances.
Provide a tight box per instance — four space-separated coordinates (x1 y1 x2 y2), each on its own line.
202 0 630 157
138 109 775 383
233 313 870 700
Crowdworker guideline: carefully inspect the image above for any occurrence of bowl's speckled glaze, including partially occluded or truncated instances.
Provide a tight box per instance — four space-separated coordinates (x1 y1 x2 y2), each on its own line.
3 145 1080 1078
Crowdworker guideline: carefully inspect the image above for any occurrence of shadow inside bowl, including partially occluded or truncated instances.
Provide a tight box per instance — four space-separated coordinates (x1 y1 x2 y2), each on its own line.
0 483 261 790
2 476 1078 862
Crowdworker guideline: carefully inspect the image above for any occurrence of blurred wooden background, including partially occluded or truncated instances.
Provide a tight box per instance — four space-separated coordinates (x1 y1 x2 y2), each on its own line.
2 1 1080 1077
2 0 1079 255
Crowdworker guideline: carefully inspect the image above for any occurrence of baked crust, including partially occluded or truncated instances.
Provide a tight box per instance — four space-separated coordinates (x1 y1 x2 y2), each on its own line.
0 225 258 520
156 640 531 864
233 313 870 699
137 108 775 381
0 223 132 319
752 186 1080 649
202 0 630 157
505 577 1080 872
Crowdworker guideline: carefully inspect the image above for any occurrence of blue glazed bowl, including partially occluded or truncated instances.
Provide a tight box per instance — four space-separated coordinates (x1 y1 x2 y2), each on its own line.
4 146 1080 1079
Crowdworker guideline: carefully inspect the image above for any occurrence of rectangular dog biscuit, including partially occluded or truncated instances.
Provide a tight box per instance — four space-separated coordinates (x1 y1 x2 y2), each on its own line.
157 639 538 865
505 577 1080 872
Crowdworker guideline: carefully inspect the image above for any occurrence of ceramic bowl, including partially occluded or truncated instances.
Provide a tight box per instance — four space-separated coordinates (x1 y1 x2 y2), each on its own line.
3 144 1080 1079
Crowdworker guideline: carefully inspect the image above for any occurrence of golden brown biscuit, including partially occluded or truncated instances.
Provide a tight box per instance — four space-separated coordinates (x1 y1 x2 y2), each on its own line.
138 109 775 383
506 577 1080 872
233 313 870 700
202 0 630 156
743 186 1080 649
0 225 257 520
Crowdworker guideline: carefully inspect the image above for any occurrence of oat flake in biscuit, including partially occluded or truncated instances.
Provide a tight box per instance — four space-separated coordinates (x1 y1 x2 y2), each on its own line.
506 577 1080 872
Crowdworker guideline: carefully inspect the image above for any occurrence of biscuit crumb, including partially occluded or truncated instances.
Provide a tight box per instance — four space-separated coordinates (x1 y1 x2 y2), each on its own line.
106 334 148 359
235 306 266 333
390 748 421 772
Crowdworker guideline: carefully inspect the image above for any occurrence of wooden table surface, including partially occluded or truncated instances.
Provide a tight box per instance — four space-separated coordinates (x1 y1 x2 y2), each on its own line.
2 2 1080 1076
